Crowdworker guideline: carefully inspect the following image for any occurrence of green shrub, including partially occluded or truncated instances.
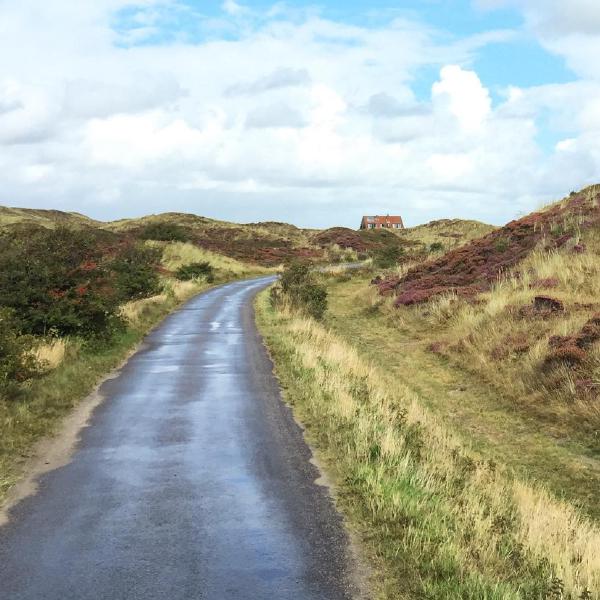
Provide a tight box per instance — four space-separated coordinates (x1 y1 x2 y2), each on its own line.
429 242 444 253
276 262 328 320
494 238 509 253
139 222 189 242
111 244 161 301
175 261 214 281
0 227 123 338
373 245 405 268
0 308 40 398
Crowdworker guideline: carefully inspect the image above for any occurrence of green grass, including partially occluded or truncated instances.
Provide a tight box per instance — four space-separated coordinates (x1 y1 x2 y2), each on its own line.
323 276 600 521
255 285 600 599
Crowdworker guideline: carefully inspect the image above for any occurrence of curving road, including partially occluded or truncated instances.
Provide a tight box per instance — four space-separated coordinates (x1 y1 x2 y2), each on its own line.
0 276 363 600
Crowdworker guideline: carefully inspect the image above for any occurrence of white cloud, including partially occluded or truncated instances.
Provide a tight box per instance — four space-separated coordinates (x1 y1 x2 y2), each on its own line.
432 66 491 132
477 0 600 78
245 103 306 129
225 68 311 96
428 153 473 181
0 79 59 144
222 0 248 17
477 0 600 36
84 111 207 168
0 1 597 227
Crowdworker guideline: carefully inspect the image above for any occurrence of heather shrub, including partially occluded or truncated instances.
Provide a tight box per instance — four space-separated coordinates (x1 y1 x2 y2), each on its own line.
275 262 328 320
494 238 509 252
374 186 600 306
139 222 189 242
175 261 214 281
0 227 122 338
111 244 161 301
373 245 404 268
0 308 40 398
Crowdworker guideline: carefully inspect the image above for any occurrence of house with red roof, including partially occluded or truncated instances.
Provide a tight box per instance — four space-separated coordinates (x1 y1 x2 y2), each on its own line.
359 215 404 230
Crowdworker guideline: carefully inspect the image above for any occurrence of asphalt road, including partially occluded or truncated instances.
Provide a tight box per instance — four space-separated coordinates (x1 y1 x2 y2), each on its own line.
0 276 363 600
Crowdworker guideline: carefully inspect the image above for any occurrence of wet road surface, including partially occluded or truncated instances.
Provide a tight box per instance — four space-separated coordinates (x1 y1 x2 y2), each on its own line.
0 277 362 600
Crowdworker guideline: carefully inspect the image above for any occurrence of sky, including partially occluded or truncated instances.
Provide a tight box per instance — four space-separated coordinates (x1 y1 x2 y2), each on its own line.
1 1 599 228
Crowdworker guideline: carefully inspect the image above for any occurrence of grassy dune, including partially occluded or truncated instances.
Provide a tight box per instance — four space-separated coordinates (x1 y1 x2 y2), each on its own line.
257 190 600 598
366 190 600 459
0 206 98 229
396 218 496 253
328 273 600 509
256 292 600 599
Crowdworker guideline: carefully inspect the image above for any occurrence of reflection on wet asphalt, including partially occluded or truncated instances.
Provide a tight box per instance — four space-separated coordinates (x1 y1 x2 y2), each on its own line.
0 277 360 600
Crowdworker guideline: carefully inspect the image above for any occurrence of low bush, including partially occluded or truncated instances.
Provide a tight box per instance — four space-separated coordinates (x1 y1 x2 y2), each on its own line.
274 262 328 320
139 222 189 242
111 244 161 301
374 186 600 305
175 261 214 282
0 308 40 398
373 245 404 268
0 227 123 338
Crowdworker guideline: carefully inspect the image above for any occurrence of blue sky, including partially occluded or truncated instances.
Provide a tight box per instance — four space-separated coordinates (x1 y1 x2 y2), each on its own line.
1 0 600 227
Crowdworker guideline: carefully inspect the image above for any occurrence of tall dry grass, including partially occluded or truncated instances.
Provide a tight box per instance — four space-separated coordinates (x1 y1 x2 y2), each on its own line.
378 228 600 432
33 339 67 370
120 294 169 325
325 243 359 264
120 279 208 325
397 219 497 251
156 241 262 275
257 295 600 598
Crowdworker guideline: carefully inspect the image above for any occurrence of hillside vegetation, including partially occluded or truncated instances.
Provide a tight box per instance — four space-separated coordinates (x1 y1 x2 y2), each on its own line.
0 215 268 506
0 206 98 229
257 187 600 599
0 204 493 267
369 186 600 449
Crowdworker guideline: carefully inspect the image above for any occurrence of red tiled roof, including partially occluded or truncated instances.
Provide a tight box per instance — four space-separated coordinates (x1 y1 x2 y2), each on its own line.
361 215 404 227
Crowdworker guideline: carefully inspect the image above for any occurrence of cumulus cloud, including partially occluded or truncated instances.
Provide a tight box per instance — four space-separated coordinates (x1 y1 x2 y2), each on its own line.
225 68 311 97
64 75 187 119
477 0 600 78
478 0 600 35
222 0 248 17
0 0 597 226
245 103 306 129
365 92 427 118
0 80 59 144
432 66 492 132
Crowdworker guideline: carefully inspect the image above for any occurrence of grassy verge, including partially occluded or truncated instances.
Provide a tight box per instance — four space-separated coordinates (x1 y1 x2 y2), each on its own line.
323 277 600 521
0 274 254 506
255 290 600 599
